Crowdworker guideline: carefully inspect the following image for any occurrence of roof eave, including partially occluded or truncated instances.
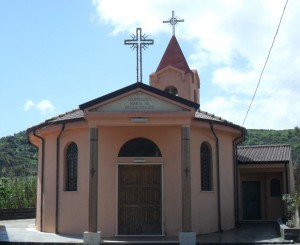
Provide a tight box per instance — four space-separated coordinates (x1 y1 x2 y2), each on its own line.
194 117 245 131
27 117 85 134
238 161 289 165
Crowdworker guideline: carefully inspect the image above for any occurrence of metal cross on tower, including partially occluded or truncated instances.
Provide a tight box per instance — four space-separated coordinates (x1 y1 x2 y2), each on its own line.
124 28 154 83
163 11 184 36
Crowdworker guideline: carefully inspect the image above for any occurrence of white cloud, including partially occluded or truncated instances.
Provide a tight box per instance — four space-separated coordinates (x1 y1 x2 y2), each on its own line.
212 67 258 95
36 100 55 114
202 89 300 130
91 0 300 129
24 100 35 111
24 99 55 115
91 0 167 34
202 96 248 126
243 94 300 130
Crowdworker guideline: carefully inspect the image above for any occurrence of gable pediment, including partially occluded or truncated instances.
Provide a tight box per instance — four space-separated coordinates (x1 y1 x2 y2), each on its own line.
79 82 199 114
91 91 190 112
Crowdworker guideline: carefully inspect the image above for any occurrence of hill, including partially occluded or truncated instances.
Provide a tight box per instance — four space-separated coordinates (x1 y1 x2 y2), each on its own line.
0 131 37 177
0 128 300 177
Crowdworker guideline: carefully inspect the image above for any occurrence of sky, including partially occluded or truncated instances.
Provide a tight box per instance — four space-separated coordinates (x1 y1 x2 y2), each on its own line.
0 0 299 137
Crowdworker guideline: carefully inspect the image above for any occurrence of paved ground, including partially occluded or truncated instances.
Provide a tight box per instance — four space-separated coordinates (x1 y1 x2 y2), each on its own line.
197 222 292 244
0 219 295 244
0 219 82 243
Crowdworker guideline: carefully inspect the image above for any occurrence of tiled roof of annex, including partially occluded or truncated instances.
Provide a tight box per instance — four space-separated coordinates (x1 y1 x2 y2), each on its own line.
237 144 291 164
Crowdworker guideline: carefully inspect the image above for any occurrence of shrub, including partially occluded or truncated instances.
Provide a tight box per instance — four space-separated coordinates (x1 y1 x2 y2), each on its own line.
282 192 300 227
0 176 36 209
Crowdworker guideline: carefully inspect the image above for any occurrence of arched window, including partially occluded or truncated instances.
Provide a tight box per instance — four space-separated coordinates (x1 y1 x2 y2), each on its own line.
164 86 178 96
118 138 162 157
270 178 281 196
66 142 78 191
201 142 212 191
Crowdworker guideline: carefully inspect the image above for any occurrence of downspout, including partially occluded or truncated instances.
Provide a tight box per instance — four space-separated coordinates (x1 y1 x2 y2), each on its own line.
209 122 222 232
32 130 45 232
232 128 245 228
55 123 66 234
285 162 289 193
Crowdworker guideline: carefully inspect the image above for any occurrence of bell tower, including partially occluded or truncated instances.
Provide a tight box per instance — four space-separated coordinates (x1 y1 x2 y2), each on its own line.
149 35 200 103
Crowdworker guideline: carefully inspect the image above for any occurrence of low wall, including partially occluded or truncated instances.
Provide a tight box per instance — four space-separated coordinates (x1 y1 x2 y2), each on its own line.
278 218 300 241
0 208 36 220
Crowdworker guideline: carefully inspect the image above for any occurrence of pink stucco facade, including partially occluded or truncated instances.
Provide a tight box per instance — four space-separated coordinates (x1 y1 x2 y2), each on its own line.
29 113 242 236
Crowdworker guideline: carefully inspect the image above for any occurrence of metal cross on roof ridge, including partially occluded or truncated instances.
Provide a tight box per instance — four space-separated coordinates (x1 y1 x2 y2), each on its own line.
124 27 154 83
163 11 184 36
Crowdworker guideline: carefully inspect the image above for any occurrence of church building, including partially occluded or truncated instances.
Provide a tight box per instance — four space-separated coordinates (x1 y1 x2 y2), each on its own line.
28 21 294 241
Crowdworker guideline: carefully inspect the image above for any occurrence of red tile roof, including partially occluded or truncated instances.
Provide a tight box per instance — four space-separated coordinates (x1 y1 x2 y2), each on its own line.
28 107 243 133
27 109 84 132
195 110 231 124
238 144 291 163
45 109 84 123
156 36 191 73
27 84 243 132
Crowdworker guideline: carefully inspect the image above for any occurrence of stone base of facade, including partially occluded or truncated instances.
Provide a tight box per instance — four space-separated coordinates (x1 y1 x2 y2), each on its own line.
83 231 101 245
179 232 196 245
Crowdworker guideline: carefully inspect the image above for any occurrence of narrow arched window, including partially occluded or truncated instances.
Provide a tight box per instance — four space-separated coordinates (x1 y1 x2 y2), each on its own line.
201 142 212 191
270 178 281 196
66 142 78 191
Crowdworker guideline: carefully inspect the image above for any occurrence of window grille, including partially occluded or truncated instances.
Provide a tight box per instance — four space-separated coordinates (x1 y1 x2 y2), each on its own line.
201 142 212 191
66 142 78 191
118 138 162 157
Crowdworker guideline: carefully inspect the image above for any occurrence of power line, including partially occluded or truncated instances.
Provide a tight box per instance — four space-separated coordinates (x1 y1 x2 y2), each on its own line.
242 0 289 127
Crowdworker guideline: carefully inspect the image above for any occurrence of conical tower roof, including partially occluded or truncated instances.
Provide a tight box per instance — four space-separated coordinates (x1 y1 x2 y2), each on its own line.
156 36 191 73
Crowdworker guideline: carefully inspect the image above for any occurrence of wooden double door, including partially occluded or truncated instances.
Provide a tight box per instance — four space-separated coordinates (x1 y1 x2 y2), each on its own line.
118 165 162 235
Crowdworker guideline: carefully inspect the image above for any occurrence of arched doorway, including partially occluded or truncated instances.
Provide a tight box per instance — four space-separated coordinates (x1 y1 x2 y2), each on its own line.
117 138 162 235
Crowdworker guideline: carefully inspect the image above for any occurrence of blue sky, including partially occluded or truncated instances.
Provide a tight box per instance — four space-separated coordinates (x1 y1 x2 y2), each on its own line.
0 0 299 137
